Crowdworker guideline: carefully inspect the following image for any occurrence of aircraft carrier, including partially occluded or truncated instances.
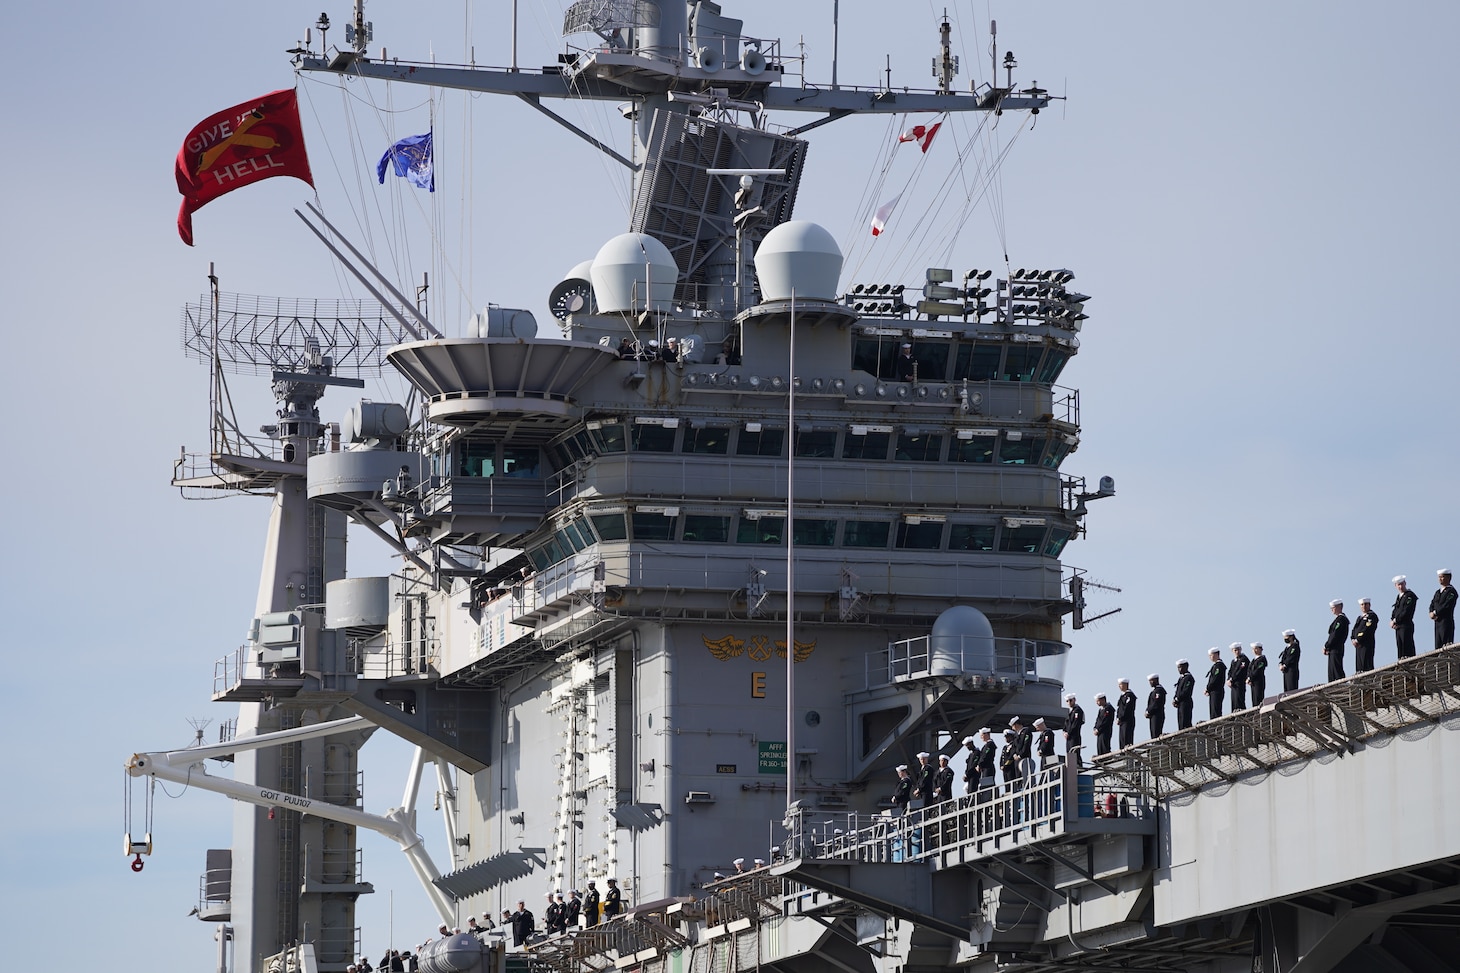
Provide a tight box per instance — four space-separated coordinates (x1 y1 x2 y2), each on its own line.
127 3 1460 973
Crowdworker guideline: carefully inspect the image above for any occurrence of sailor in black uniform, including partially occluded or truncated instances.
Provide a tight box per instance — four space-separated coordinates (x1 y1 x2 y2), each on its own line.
1064 693 1085 765
602 879 623 920
1204 648 1227 720
1279 629 1301 691
1325 599 1349 681
565 890 582 930
1092 692 1115 755
971 728 997 792
1432 569 1457 649
891 764 913 814
1115 679 1137 748
583 880 601 927
1391 575 1418 659
1351 597 1379 672
1034 717 1055 767
931 754 956 803
1145 673 1167 738
895 342 917 382
1227 642 1249 710
913 751 936 808
1248 643 1268 706
960 735 980 795
1011 716 1034 784
1172 661 1195 730
999 730 1019 791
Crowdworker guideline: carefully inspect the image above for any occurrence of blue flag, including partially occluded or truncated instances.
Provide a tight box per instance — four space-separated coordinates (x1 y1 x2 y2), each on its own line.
376 132 434 192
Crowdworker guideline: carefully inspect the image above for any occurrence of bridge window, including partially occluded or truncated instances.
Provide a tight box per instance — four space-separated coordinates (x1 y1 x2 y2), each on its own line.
736 426 784 457
999 525 1045 554
631 423 678 452
631 512 676 541
793 518 838 546
842 430 890 460
852 338 897 380
896 520 944 550
737 516 785 545
682 425 731 454
910 342 950 382
502 447 540 477
590 513 627 541
843 520 891 548
795 429 838 458
590 422 626 453
1042 439 1073 469
895 433 943 462
1002 346 1041 382
1037 351 1069 384
682 515 730 543
1044 529 1071 557
950 435 996 464
951 344 1002 382
948 524 996 551
999 436 1046 466
459 441 496 477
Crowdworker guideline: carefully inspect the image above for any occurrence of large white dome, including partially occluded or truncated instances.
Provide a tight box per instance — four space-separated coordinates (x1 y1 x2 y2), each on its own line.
753 221 843 302
928 604 997 675
590 233 678 314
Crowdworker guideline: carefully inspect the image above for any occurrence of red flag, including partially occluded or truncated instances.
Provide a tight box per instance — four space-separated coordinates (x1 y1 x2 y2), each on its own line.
871 194 901 237
897 121 942 153
175 89 314 246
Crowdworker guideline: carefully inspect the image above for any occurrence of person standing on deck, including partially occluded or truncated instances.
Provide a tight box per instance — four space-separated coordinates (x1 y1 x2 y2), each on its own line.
1279 630 1301 691
1204 648 1227 720
1145 673 1167 738
1432 570 1457 649
1325 600 1350 681
1227 642 1249 710
1115 679 1137 748
1392 575 1418 659
1092 692 1115 755
1248 643 1268 705
1351 597 1379 672
1064 693 1085 765
1172 661 1195 730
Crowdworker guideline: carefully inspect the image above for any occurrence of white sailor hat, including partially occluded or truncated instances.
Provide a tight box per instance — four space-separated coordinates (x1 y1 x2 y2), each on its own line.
895 764 909 771
962 735 976 744
1147 673 1159 681
713 872 725 880
1229 642 1242 650
1283 629 1296 637
1359 597 1371 605
1065 692 1077 701
979 727 992 734
1003 728 1015 737
938 753 951 762
1096 691 1107 699
1034 717 1046 727
1394 575 1407 584
1329 599 1342 607
1117 677 1129 685
753 858 765 866
1176 659 1189 666
733 857 745 865
1208 647 1221 656
1441 568 1453 576
917 751 932 759
1250 642 1263 650
901 341 912 349
1009 716 1023 726
570 890 579 895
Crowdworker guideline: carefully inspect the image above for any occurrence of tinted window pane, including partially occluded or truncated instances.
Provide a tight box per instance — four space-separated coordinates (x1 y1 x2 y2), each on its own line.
952 344 1002 381
1037 351 1069 384
999 525 1045 553
843 521 891 548
949 524 996 551
1002 347 1041 382
895 433 943 462
1042 439 1073 469
631 423 677 452
910 342 950 382
460 441 495 477
526 547 551 570
502 447 540 477
793 519 837 546
592 423 626 453
632 512 675 540
736 516 785 544
853 338 896 380
950 436 997 463
682 425 731 454
682 515 730 543
896 521 944 550
736 428 784 457
1044 529 1071 557
843 431 890 460
795 429 838 458
999 436 1046 466
590 514 627 541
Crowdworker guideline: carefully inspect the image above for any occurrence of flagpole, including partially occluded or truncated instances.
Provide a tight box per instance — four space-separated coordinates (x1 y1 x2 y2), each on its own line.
786 288 796 810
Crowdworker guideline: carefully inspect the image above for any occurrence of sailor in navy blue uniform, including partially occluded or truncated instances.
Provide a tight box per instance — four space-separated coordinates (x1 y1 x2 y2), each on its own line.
1092 693 1115 755
970 728 997 792
1063 693 1085 765
1391 575 1418 659
1431 569 1457 649
891 764 913 815
1351 597 1379 672
1172 661 1195 730
1115 679 1137 748
1248 643 1268 706
931 754 956 803
913 751 936 808
1279 629 1301 691
1145 673 1167 738
1325 599 1349 681
1226 642 1249 710
1034 717 1055 767
1204 648 1226 720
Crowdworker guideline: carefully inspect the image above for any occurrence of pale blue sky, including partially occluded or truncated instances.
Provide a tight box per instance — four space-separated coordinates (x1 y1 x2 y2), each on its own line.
1 2 1457 969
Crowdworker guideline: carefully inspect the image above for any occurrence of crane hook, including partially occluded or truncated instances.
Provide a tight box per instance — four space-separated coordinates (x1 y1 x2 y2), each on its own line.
131 854 145 872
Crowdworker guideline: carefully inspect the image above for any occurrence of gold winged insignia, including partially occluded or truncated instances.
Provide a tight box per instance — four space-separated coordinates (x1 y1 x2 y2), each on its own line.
702 634 746 660
774 639 818 662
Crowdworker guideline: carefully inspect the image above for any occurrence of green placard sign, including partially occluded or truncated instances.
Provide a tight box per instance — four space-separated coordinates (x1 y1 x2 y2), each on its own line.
758 741 787 774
